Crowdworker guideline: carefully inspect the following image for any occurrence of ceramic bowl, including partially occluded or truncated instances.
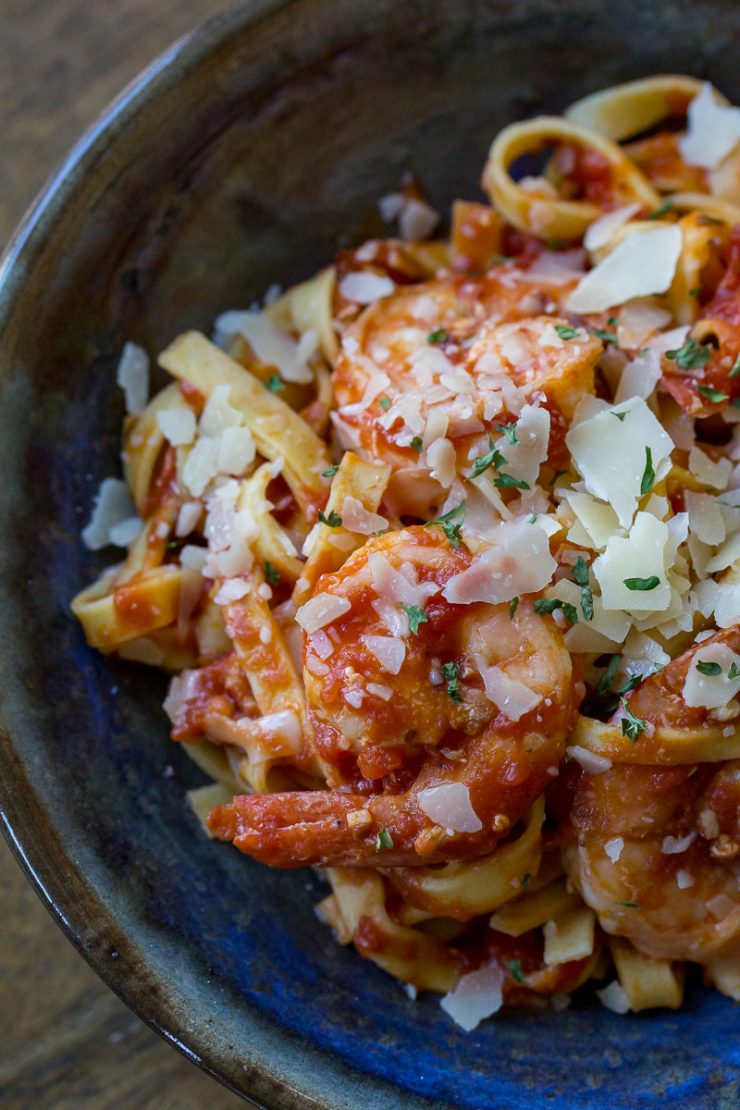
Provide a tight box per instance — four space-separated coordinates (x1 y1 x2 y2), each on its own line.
0 2 738 1107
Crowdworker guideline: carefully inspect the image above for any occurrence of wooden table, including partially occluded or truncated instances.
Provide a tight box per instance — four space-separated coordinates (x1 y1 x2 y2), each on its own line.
0 3 246 1105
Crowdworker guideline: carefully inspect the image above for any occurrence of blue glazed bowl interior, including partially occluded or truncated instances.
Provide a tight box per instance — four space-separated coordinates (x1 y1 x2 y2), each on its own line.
0 2 738 1107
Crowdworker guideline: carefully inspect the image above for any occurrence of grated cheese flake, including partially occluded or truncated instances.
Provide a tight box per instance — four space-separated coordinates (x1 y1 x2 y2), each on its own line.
116 341 149 414
566 226 682 314
679 82 740 169
417 782 482 834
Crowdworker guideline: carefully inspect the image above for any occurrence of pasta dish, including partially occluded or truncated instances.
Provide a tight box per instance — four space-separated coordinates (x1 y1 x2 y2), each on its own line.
73 76 739 1030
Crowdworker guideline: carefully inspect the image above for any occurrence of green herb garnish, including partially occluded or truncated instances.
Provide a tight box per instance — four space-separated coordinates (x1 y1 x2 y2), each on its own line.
730 354 740 378
617 900 641 909
508 960 526 984
573 556 594 621
533 598 578 623
494 472 531 491
267 374 284 392
497 420 519 446
589 329 618 345
469 437 508 480
555 325 580 341
318 509 342 527
375 828 394 853
401 605 429 635
264 561 281 585
697 385 729 404
613 411 627 422
696 660 722 677
409 436 423 452
428 328 448 345
508 596 520 620
620 699 647 741
624 576 660 591
440 661 463 704
427 502 466 547
647 199 674 220
379 397 392 410
595 654 622 697
640 446 655 496
665 337 711 370
729 661 740 680
322 464 339 478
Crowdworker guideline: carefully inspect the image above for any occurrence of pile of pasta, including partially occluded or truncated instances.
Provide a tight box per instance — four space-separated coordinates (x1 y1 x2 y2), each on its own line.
73 76 740 1030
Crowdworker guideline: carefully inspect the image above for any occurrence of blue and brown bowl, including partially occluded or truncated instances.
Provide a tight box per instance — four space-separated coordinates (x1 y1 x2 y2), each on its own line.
0 2 738 1107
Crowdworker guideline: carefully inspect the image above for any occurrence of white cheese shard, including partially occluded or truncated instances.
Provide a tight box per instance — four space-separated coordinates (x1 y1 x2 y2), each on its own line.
418 782 482 834
593 512 671 612
176 501 202 538
214 310 314 383
682 642 740 709
295 592 352 633
566 396 674 528
604 836 624 862
476 658 542 721
596 981 630 1015
616 298 673 349
563 492 621 551
341 496 388 536
584 203 640 251
182 437 220 497
661 832 696 855
427 437 457 488
492 404 550 489
706 531 740 574
614 349 663 405
116 341 149 414
442 520 556 606
566 745 612 774
214 578 251 605
399 198 440 241
217 426 256 475
157 406 197 446
686 491 726 547
688 445 731 491
364 634 406 675
440 964 504 1031
679 83 740 169
566 226 682 314
200 384 242 437
81 477 137 550
338 272 395 305
368 552 440 609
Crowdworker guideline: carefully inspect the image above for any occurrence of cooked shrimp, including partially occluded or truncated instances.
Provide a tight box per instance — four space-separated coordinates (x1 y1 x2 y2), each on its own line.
208 526 575 867
562 629 740 971
332 276 601 516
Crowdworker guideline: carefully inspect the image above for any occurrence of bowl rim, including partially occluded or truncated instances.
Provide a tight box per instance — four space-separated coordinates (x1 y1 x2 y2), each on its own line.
0 3 426 1107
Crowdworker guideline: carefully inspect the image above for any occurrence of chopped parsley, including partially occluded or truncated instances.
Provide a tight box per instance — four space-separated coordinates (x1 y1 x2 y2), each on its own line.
322 463 339 478
729 661 740 680
697 385 729 404
608 316 619 326
595 654 622 697
573 556 593 621
730 354 740 378
508 596 520 620
440 661 463 704
497 420 519 446
318 508 342 527
469 436 508 479
521 872 532 888
612 411 627 422
528 514 538 524
494 472 531 491
617 900 641 909
427 501 466 547
647 199 674 220
266 374 284 392
533 597 578 623
427 328 448 345
623 576 660 591
733 398 740 410
555 325 580 341
617 673 642 695
665 336 711 370
410 436 423 452
375 828 394 853
620 699 647 741
264 561 281 585
508 959 526 984
696 660 722 677
378 397 392 410
640 446 655 496
589 328 618 345
401 604 429 635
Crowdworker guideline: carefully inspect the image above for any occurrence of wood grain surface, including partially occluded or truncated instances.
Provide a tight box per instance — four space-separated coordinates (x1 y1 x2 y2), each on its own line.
0 2 246 1106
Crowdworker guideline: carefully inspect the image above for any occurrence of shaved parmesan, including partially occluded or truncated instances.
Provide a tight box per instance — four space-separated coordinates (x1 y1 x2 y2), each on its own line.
593 512 671 612
596 981 630 1014
679 83 740 169
614 349 662 404
493 404 550 488
214 311 313 383
182 437 220 497
706 531 740 574
661 832 696 855
214 578 250 605
566 396 674 528
369 552 439 609
339 272 395 305
399 198 440 241
364 634 406 675
82 477 137 550
295 592 351 633
157 406 196 446
108 516 141 548
442 520 556 605
604 836 624 861
682 642 740 709
216 426 256 475
566 226 682 314
427 437 457 487
616 298 673 349
689 446 731 491
179 545 207 571
176 501 202 538
564 492 620 550
341 496 388 535
686 491 726 547
584 203 640 251
676 869 695 889
440 964 504 1031
566 745 612 774
116 342 149 414
476 657 541 720
417 782 482 833
200 384 242 436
